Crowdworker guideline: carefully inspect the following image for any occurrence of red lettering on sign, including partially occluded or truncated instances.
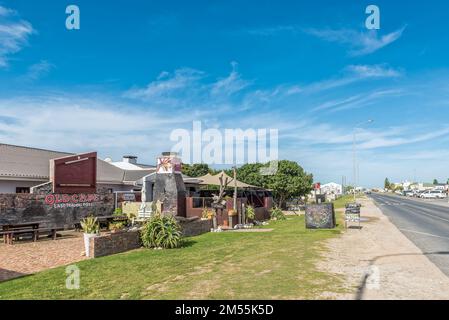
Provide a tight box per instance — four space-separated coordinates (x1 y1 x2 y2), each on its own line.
71 194 79 203
43 194 100 206
62 194 71 203
45 195 55 205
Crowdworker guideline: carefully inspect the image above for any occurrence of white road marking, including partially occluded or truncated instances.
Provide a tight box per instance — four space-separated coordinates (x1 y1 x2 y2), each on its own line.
399 228 449 240
401 205 449 223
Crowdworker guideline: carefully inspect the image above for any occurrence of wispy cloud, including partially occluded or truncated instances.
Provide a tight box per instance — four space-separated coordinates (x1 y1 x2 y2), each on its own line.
296 64 402 95
21 60 54 81
0 5 16 17
124 62 251 106
312 89 404 112
0 5 34 68
124 68 205 103
305 27 406 56
211 62 252 96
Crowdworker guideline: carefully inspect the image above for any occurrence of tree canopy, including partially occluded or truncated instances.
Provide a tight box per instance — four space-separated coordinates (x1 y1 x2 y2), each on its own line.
236 160 313 207
181 163 212 177
384 178 390 190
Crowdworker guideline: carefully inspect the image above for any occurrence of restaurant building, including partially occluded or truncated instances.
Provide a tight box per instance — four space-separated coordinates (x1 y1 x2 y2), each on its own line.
0 143 154 194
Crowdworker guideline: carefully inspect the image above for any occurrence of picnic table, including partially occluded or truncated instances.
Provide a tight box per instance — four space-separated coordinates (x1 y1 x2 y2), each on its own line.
0 221 56 245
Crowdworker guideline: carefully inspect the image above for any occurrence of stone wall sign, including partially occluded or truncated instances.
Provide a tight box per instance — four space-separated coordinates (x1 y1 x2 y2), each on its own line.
305 203 336 229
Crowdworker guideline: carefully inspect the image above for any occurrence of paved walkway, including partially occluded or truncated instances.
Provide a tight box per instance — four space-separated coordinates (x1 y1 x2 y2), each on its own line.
318 196 449 300
0 231 86 282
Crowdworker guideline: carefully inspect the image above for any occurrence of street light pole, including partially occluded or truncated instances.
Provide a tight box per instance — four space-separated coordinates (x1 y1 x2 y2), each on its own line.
353 120 373 202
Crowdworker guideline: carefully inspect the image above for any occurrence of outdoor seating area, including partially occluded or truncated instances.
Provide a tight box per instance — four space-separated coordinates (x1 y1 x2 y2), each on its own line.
1 222 57 245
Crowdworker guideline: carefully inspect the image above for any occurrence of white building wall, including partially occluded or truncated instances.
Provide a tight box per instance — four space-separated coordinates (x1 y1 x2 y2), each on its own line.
0 180 46 193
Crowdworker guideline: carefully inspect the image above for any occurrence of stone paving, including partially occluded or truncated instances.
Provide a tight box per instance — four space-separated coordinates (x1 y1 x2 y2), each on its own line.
0 231 86 282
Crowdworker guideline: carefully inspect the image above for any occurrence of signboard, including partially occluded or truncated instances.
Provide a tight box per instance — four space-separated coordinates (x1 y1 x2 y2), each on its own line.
157 154 182 174
123 193 136 201
51 152 97 194
305 203 336 229
44 193 100 209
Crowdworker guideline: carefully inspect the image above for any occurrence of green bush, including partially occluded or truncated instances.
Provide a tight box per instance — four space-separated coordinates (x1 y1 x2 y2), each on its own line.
245 205 255 222
270 207 286 221
113 208 123 216
141 214 183 249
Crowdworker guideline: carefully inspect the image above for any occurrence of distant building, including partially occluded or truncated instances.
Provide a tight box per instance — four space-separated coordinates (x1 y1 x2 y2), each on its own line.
320 182 343 195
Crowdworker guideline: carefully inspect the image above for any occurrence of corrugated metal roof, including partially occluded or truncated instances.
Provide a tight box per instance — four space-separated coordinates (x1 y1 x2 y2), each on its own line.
0 144 72 179
0 143 149 185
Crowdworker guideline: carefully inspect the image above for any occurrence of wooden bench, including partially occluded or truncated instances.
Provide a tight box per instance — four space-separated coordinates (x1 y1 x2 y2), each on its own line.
1 228 57 245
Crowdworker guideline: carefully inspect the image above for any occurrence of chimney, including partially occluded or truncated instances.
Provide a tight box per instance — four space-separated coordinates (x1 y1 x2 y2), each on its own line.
123 155 137 164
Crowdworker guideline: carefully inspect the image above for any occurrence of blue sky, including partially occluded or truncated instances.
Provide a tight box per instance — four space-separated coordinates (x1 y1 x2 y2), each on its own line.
1 0 449 187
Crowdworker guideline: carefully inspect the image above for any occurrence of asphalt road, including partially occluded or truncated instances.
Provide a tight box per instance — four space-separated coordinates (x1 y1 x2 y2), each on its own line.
369 193 449 276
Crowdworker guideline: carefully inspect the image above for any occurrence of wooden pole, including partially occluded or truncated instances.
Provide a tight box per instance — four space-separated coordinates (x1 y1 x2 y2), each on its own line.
233 167 237 210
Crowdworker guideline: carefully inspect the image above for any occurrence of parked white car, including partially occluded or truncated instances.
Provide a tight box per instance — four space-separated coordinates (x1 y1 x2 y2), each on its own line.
420 190 447 199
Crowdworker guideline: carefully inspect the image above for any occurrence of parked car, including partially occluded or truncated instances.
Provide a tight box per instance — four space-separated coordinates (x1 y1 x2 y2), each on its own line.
420 190 447 199
403 190 414 197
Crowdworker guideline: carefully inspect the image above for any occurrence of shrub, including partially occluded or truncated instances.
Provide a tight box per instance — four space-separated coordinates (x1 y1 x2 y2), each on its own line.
80 216 99 234
109 221 127 232
245 205 255 222
113 208 123 216
202 208 215 219
270 207 286 221
141 214 183 249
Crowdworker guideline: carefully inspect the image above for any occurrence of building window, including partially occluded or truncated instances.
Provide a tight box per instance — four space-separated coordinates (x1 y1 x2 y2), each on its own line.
16 187 30 194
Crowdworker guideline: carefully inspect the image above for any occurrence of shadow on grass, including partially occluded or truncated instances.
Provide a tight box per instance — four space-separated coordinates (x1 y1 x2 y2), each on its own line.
182 239 198 248
0 268 31 283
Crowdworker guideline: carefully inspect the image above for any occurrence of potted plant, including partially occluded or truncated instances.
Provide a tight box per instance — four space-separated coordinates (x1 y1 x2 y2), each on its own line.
80 216 99 257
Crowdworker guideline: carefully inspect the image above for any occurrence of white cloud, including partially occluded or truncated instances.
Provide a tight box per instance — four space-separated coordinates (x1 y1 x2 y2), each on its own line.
305 27 406 56
124 63 251 106
0 6 16 17
346 64 403 78
211 62 252 96
21 60 54 81
313 89 404 113
124 68 205 102
0 6 34 68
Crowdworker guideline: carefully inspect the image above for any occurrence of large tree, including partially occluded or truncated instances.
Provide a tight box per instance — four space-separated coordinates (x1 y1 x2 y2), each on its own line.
236 160 313 208
433 179 439 185
181 163 211 177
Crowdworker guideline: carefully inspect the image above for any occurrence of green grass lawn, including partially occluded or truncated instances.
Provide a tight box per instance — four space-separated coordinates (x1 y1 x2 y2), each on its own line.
332 194 364 209
0 216 349 300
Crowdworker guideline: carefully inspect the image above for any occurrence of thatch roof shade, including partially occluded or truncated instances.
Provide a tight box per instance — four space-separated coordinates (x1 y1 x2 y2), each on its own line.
197 171 258 188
